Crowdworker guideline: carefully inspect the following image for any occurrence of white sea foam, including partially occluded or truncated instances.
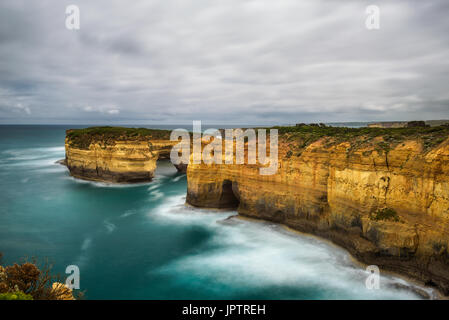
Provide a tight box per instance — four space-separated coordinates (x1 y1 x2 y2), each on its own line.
149 195 432 300
1 146 65 170
81 237 92 251
149 190 164 201
120 209 138 218
147 183 161 191
172 174 186 182
3 146 65 158
103 220 117 233
65 176 153 188
76 236 92 267
148 194 230 226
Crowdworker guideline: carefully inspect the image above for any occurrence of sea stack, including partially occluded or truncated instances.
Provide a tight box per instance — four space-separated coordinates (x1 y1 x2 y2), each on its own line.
65 127 177 183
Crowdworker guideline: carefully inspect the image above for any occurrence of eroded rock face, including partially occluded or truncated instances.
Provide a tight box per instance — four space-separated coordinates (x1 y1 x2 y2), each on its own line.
65 137 178 183
186 135 449 294
173 163 188 173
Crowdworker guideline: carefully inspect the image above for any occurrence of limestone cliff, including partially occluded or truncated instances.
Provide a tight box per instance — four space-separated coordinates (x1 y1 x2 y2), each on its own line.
186 125 449 294
65 127 177 183
64 125 449 294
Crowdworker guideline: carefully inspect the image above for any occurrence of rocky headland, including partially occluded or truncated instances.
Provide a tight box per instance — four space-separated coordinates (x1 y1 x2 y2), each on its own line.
65 125 449 295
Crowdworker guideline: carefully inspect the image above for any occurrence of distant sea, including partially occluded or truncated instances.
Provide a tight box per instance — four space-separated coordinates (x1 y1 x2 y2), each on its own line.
0 125 430 299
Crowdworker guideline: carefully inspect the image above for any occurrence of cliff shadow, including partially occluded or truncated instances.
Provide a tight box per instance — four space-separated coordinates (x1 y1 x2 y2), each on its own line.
218 180 240 209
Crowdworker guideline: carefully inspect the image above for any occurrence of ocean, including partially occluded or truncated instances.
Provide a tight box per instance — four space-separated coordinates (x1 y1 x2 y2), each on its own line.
0 125 430 299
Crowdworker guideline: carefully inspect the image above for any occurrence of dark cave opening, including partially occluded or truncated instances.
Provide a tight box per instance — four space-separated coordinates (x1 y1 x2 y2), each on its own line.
218 179 240 209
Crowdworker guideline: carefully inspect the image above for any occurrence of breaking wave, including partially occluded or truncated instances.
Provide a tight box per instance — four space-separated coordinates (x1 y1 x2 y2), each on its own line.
149 195 433 300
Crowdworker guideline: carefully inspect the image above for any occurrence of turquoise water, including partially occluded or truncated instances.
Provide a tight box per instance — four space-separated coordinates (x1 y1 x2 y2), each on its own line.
0 125 429 299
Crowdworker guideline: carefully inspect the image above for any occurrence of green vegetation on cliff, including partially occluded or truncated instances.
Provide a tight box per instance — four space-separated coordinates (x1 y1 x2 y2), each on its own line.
274 124 449 155
67 126 172 149
67 124 449 153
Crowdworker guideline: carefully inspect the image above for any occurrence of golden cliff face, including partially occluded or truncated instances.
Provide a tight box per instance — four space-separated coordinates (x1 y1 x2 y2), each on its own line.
64 125 449 293
65 127 177 183
186 130 449 294
65 139 177 183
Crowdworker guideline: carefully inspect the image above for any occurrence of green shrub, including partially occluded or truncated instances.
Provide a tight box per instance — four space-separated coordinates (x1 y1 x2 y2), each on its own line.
0 255 75 300
0 291 33 300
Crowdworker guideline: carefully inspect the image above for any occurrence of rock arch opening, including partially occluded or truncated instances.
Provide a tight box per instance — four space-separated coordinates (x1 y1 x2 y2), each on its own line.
218 179 240 209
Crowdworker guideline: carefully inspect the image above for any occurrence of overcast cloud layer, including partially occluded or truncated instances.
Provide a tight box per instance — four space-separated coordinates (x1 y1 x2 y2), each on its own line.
0 0 448 125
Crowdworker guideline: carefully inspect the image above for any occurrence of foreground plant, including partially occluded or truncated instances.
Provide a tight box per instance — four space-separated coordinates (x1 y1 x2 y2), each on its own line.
0 253 75 300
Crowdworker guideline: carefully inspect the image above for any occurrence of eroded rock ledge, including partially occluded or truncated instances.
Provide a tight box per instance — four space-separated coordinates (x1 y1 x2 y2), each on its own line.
186 125 449 295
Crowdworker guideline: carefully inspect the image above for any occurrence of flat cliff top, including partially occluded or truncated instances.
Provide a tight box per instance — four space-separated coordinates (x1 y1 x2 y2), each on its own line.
66 124 449 154
66 126 172 149
273 124 449 155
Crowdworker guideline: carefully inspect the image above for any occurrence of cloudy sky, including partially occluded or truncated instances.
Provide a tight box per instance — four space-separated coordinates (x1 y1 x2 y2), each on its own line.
0 0 448 125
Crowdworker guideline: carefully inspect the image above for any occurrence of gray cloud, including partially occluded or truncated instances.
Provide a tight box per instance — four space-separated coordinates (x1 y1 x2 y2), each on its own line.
0 0 448 125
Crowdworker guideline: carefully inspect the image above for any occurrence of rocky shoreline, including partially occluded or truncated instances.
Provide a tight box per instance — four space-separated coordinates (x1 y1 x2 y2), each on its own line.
64 125 449 295
186 125 449 295
227 214 440 299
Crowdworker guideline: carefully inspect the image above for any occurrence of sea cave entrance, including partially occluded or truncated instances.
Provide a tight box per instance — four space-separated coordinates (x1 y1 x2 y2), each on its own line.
218 179 240 209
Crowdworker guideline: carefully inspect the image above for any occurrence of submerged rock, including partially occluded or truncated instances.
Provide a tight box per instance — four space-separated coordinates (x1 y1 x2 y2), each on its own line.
216 215 240 225
55 159 66 166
